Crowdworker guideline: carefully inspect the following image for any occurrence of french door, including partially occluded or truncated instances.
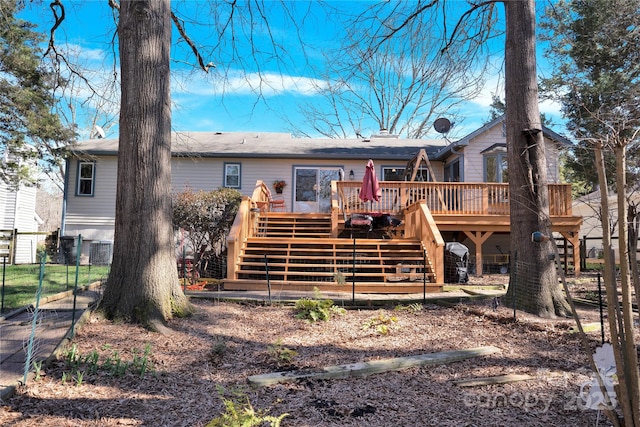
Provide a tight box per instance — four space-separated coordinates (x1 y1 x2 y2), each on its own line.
293 167 342 213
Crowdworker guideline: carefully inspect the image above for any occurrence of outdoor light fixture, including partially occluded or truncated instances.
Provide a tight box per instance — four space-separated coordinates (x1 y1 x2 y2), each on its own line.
349 170 355 180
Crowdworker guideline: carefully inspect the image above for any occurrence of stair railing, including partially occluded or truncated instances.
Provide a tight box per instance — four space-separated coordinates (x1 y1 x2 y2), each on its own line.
403 201 445 284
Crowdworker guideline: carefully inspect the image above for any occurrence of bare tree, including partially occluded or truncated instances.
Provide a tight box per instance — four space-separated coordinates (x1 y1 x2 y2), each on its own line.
292 2 495 138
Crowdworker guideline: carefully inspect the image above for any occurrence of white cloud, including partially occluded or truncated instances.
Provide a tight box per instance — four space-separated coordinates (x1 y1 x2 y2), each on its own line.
171 69 327 98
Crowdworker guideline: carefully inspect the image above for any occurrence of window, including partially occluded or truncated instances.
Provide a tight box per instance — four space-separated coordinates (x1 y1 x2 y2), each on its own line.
482 145 508 183
382 166 429 181
224 163 241 188
444 159 460 182
76 161 95 196
382 167 404 181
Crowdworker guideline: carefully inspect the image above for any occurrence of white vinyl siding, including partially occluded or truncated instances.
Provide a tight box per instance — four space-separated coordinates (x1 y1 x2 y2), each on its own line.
0 182 41 263
68 157 117 219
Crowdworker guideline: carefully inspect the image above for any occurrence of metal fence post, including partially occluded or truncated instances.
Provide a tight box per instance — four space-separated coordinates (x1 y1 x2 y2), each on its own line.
1 256 6 313
264 254 271 304
352 238 356 305
423 249 427 304
512 250 517 321
24 252 46 384
597 271 605 345
71 234 82 336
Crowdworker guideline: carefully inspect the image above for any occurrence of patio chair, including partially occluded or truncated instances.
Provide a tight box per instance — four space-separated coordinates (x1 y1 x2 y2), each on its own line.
255 187 286 212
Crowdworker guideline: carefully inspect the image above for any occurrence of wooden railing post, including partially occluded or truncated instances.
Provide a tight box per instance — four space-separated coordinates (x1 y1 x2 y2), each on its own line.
330 181 339 237
226 197 252 281
403 202 444 284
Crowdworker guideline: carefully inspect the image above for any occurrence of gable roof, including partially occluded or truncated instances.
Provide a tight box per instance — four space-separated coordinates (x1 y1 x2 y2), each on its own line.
431 115 573 161
69 131 449 161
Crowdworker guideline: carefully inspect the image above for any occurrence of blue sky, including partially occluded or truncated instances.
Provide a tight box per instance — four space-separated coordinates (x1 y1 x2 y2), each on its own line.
21 1 566 141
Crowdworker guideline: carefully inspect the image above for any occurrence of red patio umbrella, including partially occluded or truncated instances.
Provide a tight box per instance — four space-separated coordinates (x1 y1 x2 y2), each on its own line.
359 159 381 203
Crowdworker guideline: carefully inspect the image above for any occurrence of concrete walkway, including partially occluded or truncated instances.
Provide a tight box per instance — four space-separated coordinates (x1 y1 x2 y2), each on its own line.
0 286 102 399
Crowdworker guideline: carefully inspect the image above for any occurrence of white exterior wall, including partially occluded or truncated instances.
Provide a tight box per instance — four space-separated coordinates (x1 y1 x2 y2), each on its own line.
0 183 15 229
458 126 563 183
0 182 41 263
64 156 118 242
463 126 506 182
64 155 437 259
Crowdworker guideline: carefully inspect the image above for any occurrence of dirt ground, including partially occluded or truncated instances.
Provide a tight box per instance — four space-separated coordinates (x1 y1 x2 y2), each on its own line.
0 274 630 426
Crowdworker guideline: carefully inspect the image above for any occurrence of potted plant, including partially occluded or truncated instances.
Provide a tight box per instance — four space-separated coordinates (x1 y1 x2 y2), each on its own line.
273 180 286 193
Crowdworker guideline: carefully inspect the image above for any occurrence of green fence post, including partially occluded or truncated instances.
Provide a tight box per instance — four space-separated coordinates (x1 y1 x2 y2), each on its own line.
71 234 83 336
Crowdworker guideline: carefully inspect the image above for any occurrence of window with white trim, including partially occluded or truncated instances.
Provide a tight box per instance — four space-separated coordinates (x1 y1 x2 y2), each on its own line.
483 146 508 183
224 163 241 188
76 161 95 196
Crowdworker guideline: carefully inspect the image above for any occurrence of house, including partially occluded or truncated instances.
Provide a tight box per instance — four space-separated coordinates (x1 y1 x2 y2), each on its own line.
61 116 580 283
572 189 640 262
0 181 44 264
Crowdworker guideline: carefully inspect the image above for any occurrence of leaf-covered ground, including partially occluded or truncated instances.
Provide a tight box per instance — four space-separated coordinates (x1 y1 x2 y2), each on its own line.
0 277 623 426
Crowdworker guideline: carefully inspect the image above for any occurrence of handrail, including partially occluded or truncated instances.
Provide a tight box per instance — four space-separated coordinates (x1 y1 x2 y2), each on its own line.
227 181 272 280
330 180 340 237
226 197 253 280
251 180 271 205
403 202 445 284
334 181 573 217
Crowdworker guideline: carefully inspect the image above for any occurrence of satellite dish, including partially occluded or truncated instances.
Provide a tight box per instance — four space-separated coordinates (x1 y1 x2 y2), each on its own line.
433 117 452 134
93 125 106 139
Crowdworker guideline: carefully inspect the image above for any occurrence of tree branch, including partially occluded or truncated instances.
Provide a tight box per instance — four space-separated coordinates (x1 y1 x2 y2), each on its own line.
171 12 215 73
44 0 65 57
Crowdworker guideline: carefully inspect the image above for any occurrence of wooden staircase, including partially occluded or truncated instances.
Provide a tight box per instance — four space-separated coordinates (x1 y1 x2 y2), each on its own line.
224 213 441 293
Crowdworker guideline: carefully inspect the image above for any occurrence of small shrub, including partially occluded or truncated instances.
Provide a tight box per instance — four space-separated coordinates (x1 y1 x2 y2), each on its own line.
362 311 398 335
206 386 288 427
57 342 155 383
209 337 228 361
394 303 423 314
75 370 84 386
268 339 297 367
33 360 43 381
294 288 344 322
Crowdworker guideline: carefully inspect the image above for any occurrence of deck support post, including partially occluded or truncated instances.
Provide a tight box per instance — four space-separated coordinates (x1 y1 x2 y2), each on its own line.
464 230 493 277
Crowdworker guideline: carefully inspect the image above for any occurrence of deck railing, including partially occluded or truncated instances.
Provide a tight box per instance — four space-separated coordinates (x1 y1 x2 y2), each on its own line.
226 181 271 280
403 202 445 284
336 181 572 217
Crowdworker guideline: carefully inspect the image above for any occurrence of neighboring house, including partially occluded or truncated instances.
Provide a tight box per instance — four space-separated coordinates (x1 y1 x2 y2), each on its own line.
61 116 572 264
0 181 43 264
573 189 640 261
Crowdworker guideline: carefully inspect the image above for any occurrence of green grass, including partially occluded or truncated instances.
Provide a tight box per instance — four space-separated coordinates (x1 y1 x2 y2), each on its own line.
0 264 110 312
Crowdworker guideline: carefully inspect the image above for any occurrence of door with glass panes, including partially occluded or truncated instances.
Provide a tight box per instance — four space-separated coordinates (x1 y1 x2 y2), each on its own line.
293 167 342 212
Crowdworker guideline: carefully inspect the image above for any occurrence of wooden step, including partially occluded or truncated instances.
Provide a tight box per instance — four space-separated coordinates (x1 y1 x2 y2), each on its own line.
255 213 333 238
229 213 441 293
223 279 442 294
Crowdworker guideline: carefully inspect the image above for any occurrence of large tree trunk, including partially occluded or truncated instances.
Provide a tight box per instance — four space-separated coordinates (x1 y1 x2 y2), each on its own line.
502 0 569 318
100 0 190 328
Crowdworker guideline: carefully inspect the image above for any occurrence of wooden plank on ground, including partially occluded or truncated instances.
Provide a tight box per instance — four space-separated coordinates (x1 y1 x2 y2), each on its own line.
248 346 501 386
453 373 534 387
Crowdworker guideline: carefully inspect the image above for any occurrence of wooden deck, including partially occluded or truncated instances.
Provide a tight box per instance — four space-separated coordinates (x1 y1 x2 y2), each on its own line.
225 181 582 292
333 181 582 276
